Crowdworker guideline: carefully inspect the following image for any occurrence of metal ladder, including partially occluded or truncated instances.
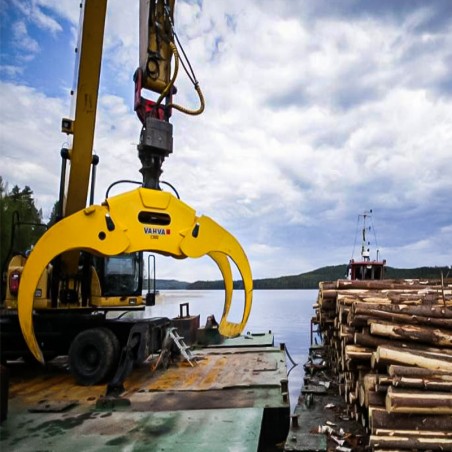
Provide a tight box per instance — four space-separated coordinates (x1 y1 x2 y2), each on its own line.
168 327 196 367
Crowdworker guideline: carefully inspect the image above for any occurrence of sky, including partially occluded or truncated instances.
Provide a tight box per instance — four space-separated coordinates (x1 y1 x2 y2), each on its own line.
1 0 451 282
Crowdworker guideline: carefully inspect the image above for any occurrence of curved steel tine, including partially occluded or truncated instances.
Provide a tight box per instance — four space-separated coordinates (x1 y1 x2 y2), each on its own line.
18 206 130 363
208 251 233 324
180 214 253 337
208 250 252 337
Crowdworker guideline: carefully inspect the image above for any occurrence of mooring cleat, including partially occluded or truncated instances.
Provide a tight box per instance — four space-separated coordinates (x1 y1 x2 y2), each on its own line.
18 188 253 363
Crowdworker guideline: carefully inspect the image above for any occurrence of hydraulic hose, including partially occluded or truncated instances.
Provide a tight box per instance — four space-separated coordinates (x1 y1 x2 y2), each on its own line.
156 41 205 116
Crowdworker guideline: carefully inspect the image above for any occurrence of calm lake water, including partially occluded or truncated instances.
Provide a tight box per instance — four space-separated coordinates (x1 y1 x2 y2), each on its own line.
139 289 319 412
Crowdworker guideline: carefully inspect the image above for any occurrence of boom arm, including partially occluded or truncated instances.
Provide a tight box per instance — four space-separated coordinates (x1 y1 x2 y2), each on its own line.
60 0 177 215
139 0 176 95
61 0 107 220
58 0 108 280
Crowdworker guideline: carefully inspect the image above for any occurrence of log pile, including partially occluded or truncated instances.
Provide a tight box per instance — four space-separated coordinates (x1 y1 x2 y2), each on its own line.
314 278 452 451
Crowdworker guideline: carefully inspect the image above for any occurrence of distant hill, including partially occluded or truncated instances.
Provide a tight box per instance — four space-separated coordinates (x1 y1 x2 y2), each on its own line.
147 265 450 291
384 266 450 280
251 265 450 289
252 265 348 289
152 279 190 290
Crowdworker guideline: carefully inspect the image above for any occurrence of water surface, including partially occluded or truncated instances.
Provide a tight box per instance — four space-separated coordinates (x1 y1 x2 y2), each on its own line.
142 289 318 411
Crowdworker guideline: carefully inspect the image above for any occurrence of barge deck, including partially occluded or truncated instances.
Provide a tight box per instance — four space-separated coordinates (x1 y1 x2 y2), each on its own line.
1 332 290 451
284 344 368 452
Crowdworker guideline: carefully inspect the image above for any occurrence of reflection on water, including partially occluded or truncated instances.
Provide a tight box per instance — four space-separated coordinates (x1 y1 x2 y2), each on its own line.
130 289 318 412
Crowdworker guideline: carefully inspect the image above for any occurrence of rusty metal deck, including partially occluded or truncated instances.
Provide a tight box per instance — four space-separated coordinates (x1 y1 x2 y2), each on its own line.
1 334 290 451
284 346 368 452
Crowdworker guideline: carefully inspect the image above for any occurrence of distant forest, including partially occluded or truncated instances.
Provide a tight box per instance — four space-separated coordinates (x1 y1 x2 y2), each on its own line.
149 265 451 291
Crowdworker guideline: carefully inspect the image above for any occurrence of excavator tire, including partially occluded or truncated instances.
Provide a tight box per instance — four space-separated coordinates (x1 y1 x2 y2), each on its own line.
68 328 120 385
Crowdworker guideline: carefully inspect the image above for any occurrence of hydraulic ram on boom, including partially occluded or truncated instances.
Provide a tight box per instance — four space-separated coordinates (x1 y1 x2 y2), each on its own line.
16 0 253 367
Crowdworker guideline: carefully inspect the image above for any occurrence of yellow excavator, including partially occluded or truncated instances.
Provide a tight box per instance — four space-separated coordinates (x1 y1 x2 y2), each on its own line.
2 0 253 386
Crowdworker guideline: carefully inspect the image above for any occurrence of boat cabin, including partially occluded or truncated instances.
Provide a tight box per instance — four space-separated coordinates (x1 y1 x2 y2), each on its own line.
348 258 386 280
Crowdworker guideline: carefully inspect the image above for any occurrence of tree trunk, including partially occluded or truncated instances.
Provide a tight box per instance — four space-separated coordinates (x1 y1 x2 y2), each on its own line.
388 364 452 379
370 434 452 450
385 386 452 414
374 345 452 371
353 301 452 318
369 406 452 431
391 376 452 391
369 321 452 347
356 308 452 328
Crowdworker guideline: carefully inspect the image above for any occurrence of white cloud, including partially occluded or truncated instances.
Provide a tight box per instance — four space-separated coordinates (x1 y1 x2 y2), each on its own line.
385 224 452 269
33 0 81 24
0 65 23 77
12 20 40 53
31 5 62 34
0 82 67 217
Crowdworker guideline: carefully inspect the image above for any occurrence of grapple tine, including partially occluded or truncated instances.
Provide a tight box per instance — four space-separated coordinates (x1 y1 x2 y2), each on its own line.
208 250 253 337
180 216 253 337
208 251 233 325
18 258 43 363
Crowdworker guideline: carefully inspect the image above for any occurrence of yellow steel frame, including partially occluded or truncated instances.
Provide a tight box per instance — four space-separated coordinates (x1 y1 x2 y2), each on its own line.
63 0 107 219
60 0 107 276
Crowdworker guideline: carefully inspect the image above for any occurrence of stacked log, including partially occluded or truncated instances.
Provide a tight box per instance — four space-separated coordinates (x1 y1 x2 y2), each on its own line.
315 278 452 451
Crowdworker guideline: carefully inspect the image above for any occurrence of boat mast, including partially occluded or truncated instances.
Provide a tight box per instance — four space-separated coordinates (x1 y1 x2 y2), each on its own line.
349 209 385 280
360 210 372 261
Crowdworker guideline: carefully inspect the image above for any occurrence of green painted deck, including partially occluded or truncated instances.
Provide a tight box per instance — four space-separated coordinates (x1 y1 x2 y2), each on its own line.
1 333 290 451
3 407 264 451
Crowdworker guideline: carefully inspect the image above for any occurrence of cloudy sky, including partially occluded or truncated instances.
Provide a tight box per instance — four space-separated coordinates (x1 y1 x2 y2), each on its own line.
1 0 451 282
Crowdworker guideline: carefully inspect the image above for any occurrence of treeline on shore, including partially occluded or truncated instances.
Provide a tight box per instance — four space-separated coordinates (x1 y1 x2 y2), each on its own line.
147 265 451 291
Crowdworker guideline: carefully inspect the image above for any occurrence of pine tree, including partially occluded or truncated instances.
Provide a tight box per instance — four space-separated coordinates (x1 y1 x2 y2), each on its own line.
0 178 46 272
48 200 61 226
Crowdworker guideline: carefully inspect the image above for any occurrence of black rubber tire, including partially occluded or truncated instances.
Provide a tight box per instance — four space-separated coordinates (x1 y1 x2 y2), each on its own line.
68 328 120 385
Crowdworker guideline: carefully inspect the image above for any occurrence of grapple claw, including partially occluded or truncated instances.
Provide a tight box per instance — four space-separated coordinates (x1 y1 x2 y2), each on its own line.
18 206 130 364
208 251 253 338
179 216 253 337
18 188 253 362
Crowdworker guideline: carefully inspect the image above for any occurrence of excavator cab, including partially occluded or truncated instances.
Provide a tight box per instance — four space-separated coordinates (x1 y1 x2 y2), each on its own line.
93 252 143 300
